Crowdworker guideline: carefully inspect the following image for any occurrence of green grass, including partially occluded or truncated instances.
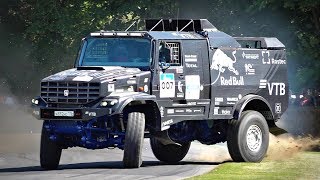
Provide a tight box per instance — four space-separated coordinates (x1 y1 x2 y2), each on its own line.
190 152 320 180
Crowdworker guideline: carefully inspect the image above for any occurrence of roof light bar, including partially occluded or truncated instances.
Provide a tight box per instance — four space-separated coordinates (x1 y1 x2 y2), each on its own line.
116 32 128 36
130 32 144 37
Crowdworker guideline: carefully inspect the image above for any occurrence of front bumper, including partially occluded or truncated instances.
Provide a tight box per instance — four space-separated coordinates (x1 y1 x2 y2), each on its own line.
31 99 113 121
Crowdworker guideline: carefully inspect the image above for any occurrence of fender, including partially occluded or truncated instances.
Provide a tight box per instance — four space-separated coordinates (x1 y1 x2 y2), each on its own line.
106 92 158 114
232 94 274 121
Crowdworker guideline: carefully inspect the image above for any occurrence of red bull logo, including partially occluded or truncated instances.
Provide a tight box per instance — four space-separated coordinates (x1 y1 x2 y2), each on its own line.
211 49 239 75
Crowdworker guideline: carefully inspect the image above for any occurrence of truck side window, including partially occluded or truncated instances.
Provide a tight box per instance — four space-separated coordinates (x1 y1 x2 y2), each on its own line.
159 42 181 66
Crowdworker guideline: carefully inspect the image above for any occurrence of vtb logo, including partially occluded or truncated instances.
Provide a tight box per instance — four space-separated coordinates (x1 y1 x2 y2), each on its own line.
259 80 285 96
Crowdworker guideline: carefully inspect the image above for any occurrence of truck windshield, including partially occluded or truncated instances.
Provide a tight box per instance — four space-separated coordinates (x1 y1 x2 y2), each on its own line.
78 37 152 68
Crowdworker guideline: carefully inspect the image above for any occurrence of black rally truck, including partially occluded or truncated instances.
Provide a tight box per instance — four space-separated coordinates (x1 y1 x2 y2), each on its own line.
32 19 288 169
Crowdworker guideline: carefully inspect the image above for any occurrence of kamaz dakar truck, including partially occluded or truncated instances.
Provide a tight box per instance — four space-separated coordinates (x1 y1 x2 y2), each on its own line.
32 19 288 169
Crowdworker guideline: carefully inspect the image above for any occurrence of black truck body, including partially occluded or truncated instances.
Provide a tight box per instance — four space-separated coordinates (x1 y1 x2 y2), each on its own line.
32 19 288 169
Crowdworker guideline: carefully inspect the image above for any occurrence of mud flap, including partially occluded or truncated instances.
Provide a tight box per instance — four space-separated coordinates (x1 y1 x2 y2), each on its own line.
268 120 287 136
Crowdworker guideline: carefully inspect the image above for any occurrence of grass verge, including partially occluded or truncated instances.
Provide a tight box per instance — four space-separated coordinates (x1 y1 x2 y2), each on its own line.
190 152 320 180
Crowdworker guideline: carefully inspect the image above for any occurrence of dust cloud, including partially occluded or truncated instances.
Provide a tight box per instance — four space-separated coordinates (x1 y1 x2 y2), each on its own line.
267 133 320 161
186 142 231 163
0 81 42 153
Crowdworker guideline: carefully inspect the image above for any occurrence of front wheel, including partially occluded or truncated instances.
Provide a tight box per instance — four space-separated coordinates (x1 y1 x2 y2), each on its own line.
123 112 145 168
227 110 269 162
40 122 62 170
150 137 191 163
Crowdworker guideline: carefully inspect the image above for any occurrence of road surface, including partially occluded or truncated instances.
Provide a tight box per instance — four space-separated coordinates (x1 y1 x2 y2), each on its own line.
0 133 230 180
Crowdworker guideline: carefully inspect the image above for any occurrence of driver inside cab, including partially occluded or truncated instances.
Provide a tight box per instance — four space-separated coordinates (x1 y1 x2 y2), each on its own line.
159 42 171 63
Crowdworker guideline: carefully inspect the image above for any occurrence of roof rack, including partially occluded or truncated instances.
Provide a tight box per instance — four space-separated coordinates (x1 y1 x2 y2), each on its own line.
145 19 217 32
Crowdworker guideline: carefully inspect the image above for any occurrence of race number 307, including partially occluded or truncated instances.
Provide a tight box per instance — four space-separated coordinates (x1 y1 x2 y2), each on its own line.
160 73 175 98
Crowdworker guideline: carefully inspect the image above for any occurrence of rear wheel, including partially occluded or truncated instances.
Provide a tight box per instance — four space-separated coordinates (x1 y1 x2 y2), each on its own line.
40 122 62 170
150 137 190 163
123 112 145 168
227 110 269 162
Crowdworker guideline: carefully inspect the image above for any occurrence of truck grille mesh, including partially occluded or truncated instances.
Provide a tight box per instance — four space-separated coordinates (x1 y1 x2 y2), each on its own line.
40 82 100 104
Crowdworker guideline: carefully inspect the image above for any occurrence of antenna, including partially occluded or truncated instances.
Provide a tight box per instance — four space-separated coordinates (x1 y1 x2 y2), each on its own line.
176 8 179 31
125 21 136 31
136 19 140 30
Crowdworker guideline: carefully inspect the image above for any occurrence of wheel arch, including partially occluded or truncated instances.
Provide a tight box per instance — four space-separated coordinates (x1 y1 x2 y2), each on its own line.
111 93 161 131
233 94 275 123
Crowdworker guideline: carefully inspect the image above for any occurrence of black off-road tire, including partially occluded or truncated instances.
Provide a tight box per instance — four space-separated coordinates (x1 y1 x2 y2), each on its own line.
227 110 269 162
123 112 145 168
150 137 191 163
40 122 62 170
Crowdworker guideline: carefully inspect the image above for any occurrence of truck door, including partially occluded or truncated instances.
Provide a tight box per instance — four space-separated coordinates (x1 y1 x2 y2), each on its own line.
151 39 210 131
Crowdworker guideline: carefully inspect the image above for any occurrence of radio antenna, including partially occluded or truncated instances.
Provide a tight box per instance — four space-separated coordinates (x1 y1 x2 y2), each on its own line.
176 8 179 31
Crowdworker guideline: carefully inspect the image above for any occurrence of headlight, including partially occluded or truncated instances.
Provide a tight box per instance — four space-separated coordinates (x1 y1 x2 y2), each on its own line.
32 98 39 105
100 101 108 107
109 99 118 105
100 99 118 107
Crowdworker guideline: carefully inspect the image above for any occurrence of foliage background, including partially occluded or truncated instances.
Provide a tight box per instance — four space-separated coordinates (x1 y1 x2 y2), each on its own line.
0 0 319 100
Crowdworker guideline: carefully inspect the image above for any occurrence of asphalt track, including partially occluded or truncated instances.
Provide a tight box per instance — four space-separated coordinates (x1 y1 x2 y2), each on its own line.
0 105 231 180
0 134 230 180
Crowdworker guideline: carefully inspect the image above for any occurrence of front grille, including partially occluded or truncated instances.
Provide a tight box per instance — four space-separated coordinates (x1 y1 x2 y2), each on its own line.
41 82 100 104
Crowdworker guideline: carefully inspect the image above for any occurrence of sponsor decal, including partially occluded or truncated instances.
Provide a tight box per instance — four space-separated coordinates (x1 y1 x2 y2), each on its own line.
177 93 184 98
187 102 197 105
193 109 202 113
262 51 286 65
186 63 198 68
220 76 244 86
214 107 219 115
259 79 286 95
175 109 185 113
185 55 198 62
167 109 174 114
178 81 184 93
221 109 231 115
127 79 137 84
197 101 210 105
245 64 255 75
262 51 270 64
143 85 148 92
176 67 183 74
73 75 93 82
160 73 175 98
63 90 69 97
108 84 115 92
160 106 164 117
215 97 224 102
144 78 148 83
242 52 259 60
275 103 282 114
162 119 173 126
227 97 238 105
272 59 286 64
186 109 192 113
185 75 201 99
227 97 238 101
211 49 239 75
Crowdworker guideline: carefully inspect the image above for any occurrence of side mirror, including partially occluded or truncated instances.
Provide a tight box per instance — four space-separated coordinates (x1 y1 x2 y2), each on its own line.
159 62 170 71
